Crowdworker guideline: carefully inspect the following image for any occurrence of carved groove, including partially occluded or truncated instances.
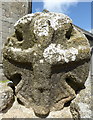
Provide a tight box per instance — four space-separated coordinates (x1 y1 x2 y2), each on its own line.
51 59 89 74
8 59 33 71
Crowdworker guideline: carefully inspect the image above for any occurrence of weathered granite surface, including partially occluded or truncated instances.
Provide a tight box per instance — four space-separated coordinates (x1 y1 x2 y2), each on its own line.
2 12 91 118
0 82 14 112
0 96 72 118
70 72 91 119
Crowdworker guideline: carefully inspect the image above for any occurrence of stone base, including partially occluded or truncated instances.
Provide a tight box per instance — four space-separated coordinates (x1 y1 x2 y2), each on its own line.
0 97 72 118
0 73 91 119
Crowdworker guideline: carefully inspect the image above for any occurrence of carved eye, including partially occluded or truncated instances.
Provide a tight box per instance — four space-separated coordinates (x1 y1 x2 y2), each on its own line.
10 73 22 86
15 30 23 41
65 24 73 39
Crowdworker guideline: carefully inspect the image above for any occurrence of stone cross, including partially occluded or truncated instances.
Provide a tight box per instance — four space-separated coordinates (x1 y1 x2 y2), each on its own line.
3 12 90 117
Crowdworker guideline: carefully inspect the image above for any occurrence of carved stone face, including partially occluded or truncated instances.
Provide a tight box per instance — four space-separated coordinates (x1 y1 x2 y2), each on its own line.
3 12 90 117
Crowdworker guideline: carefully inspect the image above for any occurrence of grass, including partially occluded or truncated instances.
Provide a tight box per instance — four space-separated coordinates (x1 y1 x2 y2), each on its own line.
0 80 10 83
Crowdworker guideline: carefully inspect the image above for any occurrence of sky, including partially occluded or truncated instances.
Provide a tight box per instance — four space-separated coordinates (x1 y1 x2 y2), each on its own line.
32 1 91 32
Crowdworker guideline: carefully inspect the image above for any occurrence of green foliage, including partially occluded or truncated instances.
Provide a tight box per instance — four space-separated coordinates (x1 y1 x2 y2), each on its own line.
0 80 10 83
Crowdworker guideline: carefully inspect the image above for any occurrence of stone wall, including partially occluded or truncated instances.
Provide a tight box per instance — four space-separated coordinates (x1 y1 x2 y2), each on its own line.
0 2 2 64
0 1 30 81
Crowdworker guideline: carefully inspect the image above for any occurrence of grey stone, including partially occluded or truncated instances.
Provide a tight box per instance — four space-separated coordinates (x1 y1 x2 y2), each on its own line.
3 12 91 117
0 83 14 112
70 73 91 119
0 1 28 64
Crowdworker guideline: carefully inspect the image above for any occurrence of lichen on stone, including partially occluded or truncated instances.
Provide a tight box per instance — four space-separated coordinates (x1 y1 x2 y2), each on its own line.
2 11 91 118
43 43 79 64
14 13 34 27
34 18 49 36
